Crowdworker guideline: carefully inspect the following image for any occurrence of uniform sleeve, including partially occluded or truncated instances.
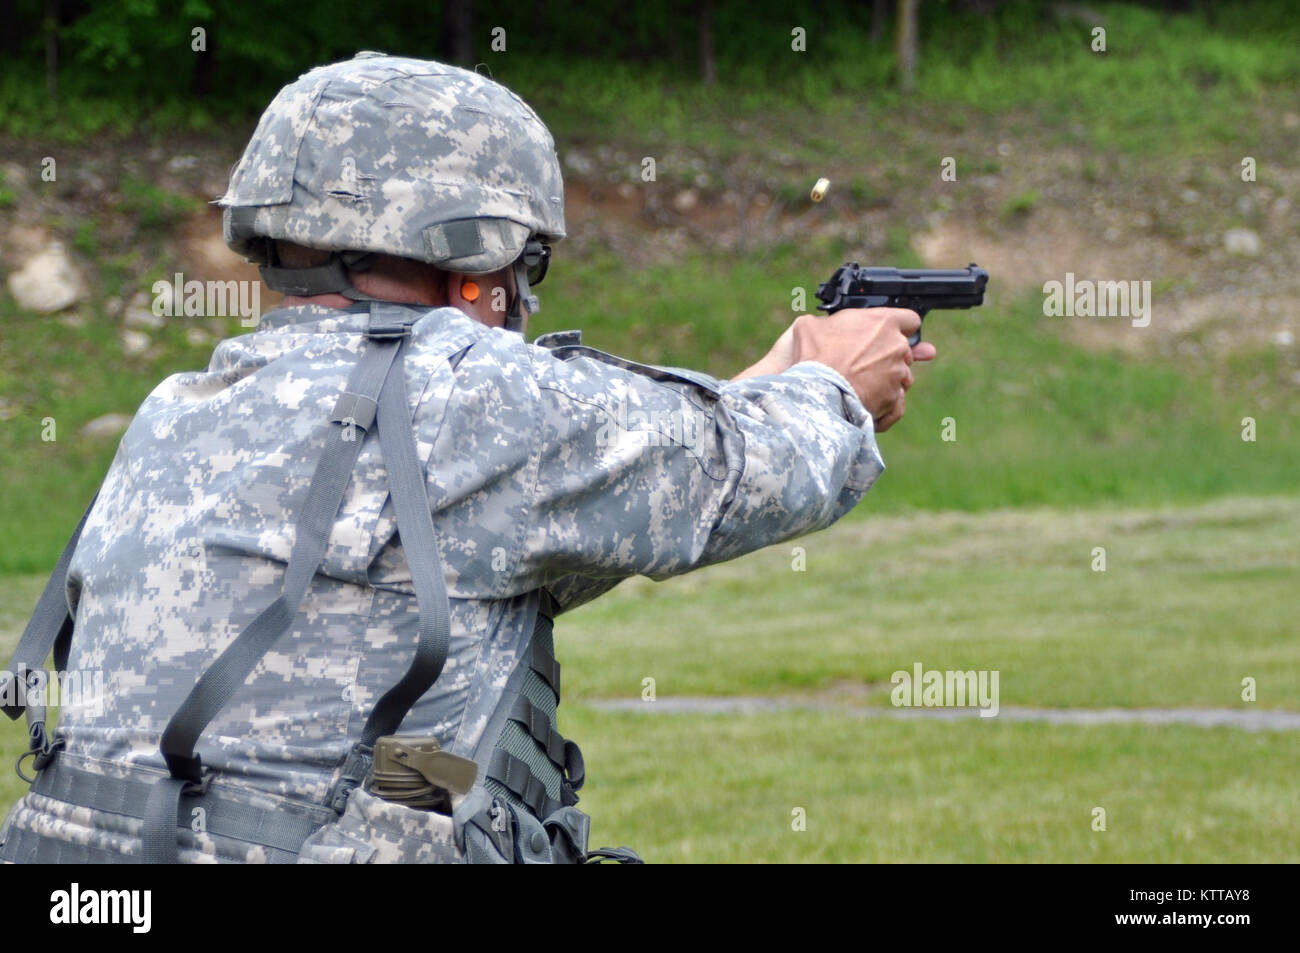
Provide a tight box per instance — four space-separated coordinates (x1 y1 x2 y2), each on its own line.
514 345 885 593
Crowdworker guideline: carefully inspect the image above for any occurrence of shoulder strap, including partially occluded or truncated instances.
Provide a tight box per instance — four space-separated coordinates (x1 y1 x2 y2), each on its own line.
1 493 97 722
142 307 414 863
323 314 457 812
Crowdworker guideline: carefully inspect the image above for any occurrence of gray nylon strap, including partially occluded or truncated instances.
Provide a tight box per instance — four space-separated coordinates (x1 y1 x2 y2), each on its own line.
142 312 407 863
158 319 402 764
525 639 561 699
487 747 560 820
141 776 189 864
1 494 97 720
358 338 452 746
507 695 566 769
28 758 328 854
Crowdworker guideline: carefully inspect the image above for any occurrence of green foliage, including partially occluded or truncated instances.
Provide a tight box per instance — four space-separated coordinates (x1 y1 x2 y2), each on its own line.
0 173 15 210
1000 188 1040 219
119 177 200 230
2 0 1297 153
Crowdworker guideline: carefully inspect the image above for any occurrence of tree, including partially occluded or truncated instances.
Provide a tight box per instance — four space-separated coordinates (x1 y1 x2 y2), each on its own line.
442 0 474 66
895 0 919 93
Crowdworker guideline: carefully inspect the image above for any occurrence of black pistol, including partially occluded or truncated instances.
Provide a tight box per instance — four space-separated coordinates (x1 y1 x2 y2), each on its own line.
815 263 989 345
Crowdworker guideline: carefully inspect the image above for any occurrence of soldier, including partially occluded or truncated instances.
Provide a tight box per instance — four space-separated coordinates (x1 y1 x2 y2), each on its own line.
0 53 932 864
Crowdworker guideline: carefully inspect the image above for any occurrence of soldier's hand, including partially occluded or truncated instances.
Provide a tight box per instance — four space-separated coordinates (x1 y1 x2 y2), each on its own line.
789 308 936 433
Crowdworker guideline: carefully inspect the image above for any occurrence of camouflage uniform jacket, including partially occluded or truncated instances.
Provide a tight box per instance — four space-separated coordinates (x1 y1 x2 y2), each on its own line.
1 300 884 861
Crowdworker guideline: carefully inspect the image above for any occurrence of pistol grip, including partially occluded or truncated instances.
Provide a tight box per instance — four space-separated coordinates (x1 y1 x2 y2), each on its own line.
907 328 922 347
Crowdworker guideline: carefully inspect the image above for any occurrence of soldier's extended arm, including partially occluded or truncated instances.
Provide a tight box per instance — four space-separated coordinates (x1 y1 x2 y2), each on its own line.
511 344 883 591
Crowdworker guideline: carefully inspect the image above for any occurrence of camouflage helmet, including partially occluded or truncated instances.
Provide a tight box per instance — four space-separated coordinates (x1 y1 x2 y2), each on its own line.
217 52 565 321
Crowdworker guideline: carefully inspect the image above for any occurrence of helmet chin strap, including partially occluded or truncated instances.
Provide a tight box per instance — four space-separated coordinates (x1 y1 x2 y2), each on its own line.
506 256 539 333
259 249 396 302
259 242 542 329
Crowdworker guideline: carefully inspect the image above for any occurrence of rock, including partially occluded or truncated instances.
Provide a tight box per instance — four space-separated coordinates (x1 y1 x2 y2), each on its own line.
672 188 699 212
563 150 594 175
1274 330 1294 347
1223 228 1260 257
1 162 27 191
74 172 106 196
124 291 167 330
81 413 133 439
1180 189 1200 203
185 327 211 347
121 329 151 355
166 155 199 174
0 397 16 421
7 242 85 313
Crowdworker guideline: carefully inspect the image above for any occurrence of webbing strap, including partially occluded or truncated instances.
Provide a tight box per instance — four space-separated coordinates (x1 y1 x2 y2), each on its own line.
486 747 560 821
141 776 192 864
525 639 561 700
506 695 566 769
324 336 458 811
141 310 408 863
26 757 328 855
358 343 451 745
1 494 97 720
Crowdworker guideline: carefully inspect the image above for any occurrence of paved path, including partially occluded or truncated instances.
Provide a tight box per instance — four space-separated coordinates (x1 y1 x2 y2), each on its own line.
586 697 1300 731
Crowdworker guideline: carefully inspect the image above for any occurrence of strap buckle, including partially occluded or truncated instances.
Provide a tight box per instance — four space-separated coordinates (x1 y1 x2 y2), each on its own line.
326 742 374 815
163 750 204 785
365 319 413 340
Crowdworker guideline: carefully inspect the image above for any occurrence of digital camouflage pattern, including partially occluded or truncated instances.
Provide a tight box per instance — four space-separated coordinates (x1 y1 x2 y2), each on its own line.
0 300 884 862
220 53 566 275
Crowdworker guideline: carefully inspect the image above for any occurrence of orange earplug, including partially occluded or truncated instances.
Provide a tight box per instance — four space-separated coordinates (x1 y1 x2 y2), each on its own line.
460 279 480 303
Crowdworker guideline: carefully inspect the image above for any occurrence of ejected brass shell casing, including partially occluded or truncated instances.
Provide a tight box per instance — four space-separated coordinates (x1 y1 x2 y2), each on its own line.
810 177 831 202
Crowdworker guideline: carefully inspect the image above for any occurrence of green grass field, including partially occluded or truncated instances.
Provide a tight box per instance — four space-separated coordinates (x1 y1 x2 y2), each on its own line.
3 495 1295 861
